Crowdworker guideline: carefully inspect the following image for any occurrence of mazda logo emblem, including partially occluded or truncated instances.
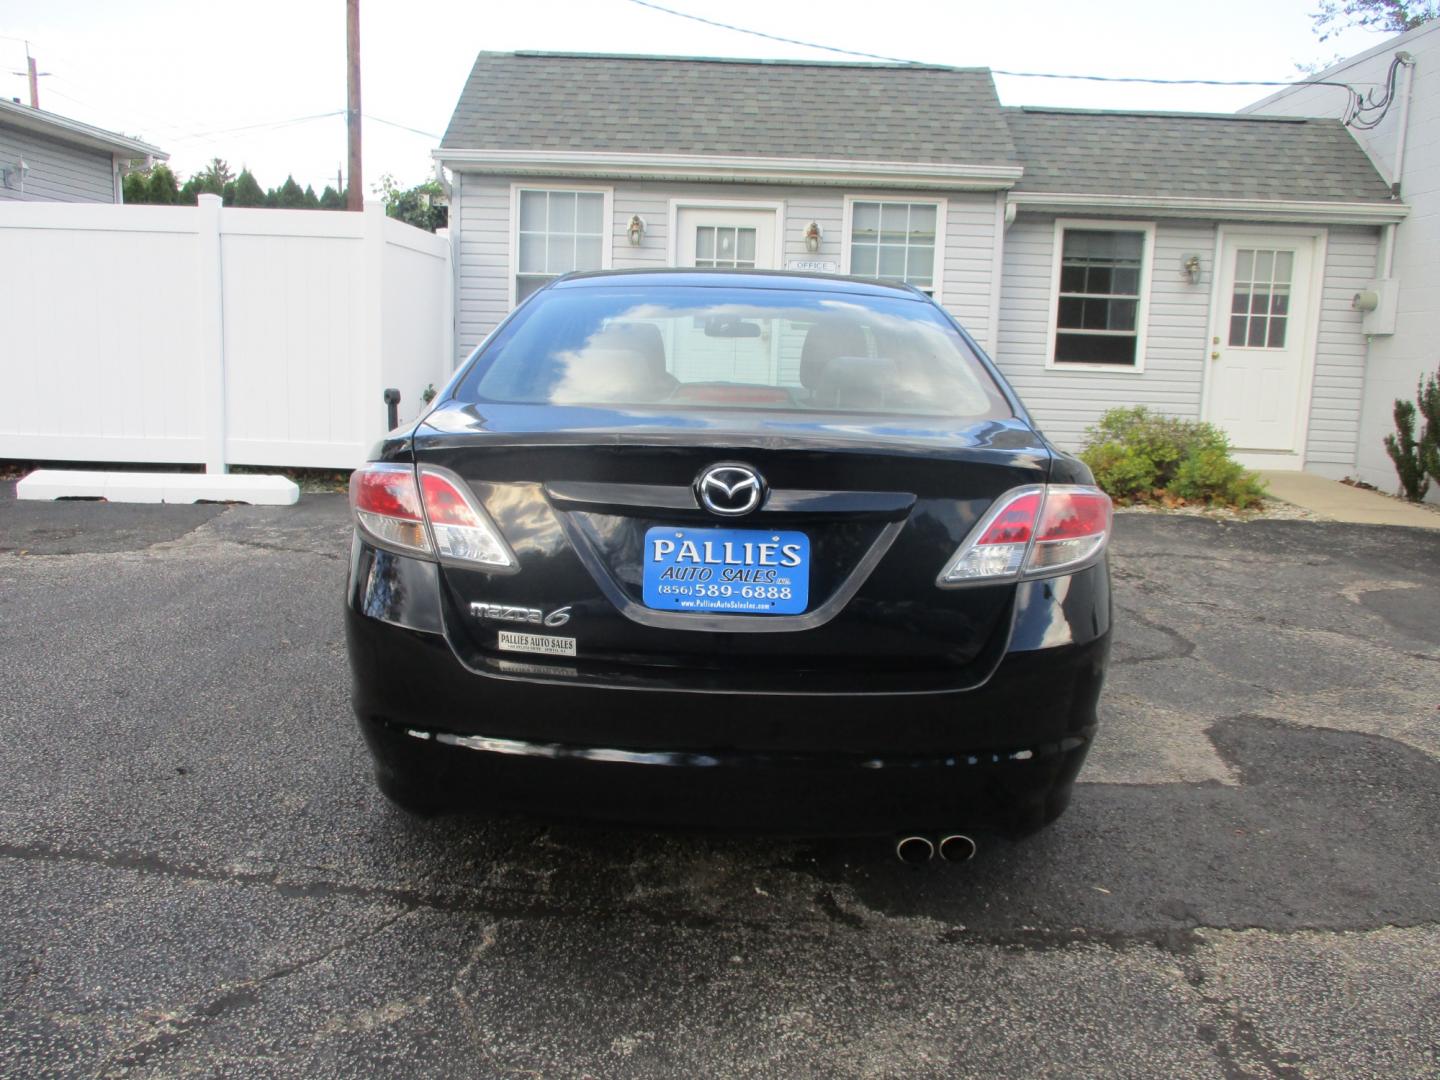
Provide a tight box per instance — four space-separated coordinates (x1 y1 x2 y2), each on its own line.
697 463 765 516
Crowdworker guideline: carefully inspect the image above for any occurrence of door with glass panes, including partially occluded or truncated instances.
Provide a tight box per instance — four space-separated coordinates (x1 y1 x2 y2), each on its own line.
674 207 778 269
1205 232 1317 452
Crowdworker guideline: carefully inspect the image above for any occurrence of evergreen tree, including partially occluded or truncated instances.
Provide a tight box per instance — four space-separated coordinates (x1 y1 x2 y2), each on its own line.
195 158 233 197
231 169 266 207
275 175 308 209
302 184 321 209
319 185 345 210
146 164 179 205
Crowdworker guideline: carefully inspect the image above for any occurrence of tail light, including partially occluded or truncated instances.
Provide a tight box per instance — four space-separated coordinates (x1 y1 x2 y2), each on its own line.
350 464 430 556
937 485 1111 586
349 463 517 571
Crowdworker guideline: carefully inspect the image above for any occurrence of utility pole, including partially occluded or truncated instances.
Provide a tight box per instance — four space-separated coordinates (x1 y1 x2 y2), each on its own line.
346 0 362 211
11 44 49 109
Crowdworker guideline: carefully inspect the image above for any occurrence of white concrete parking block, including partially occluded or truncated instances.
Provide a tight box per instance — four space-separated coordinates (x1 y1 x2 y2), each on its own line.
16 470 300 506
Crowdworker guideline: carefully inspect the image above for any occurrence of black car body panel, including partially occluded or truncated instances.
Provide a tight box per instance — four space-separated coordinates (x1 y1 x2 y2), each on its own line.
344 271 1112 837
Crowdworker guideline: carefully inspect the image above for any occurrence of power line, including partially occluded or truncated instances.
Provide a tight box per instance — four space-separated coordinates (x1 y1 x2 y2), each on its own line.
625 0 917 63
165 110 346 143
622 0 1371 95
363 114 440 140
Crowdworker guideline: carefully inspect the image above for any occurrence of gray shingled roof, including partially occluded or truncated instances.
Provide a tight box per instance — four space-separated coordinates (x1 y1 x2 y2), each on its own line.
441 52 1019 167
1006 107 1393 202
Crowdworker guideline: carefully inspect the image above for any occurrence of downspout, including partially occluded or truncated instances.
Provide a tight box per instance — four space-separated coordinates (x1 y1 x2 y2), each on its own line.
1389 51 1415 198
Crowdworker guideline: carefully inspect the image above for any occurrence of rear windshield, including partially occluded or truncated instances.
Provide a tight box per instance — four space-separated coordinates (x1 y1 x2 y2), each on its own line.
457 284 1012 420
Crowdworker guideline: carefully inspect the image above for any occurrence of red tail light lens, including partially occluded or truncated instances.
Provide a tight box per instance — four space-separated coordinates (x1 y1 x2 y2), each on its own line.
974 491 1041 546
1028 487 1112 572
350 464 431 555
937 484 1111 586
417 468 517 570
349 464 517 570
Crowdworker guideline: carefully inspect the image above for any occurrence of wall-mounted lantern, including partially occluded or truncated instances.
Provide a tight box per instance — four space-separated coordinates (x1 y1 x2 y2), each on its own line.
804 221 823 253
1180 253 1202 285
1 158 29 191
627 215 646 246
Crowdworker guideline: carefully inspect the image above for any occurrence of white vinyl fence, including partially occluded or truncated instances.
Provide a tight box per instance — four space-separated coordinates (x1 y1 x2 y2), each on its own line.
0 195 452 471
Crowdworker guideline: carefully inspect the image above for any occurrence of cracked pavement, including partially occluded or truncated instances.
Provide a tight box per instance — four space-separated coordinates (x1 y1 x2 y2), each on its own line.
1 489 1437 1078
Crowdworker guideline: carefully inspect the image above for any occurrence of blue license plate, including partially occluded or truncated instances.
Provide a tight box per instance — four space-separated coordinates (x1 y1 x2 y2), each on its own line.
642 527 810 614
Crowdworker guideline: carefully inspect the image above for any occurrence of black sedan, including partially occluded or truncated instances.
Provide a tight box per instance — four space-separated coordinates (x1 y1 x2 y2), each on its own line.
345 270 1111 862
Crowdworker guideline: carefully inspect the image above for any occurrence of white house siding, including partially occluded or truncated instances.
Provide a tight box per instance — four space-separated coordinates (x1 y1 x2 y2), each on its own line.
1245 20 1440 494
0 125 116 203
995 213 1379 465
994 214 1214 450
1309 226 1381 475
450 174 1000 363
452 171 511 363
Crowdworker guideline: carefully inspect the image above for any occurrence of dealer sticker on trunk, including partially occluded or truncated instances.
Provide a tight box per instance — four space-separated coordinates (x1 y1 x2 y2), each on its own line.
642 527 810 615
497 630 577 658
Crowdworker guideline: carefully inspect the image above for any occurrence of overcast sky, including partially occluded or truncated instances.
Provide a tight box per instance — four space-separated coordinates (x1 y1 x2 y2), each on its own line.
0 0 1396 196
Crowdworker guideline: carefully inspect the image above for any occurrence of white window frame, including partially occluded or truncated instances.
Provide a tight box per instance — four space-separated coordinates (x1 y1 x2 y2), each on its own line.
840 195 948 302
508 183 614 309
666 198 786 268
1045 218 1155 374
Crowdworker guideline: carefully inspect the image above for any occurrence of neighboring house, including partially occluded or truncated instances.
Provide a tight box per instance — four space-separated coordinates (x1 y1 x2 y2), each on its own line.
1244 19 1438 495
436 52 1405 476
0 97 165 204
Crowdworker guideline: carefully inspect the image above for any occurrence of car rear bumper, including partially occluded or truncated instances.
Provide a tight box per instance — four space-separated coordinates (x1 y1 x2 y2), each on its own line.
356 708 1093 836
345 563 1109 834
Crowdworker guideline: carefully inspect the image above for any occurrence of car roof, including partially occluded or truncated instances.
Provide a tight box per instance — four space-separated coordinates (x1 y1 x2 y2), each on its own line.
551 268 928 300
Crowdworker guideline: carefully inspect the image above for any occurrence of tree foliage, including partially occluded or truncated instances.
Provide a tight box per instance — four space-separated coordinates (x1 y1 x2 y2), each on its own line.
274 175 310 209
1312 0 1439 41
125 163 338 211
1384 399 1430 500
231 169 266 207
122 161 432 219
375 173 447 232
1383 364 1440 500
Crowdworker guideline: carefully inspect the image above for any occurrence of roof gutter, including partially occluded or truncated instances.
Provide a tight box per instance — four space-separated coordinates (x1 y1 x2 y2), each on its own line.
1007 191 1408 225
434 149 1022 190
0 98 166 161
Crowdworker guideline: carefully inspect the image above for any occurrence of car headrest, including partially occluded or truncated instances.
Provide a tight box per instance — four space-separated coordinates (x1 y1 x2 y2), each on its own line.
552 323 675 403
809 354 900 411
590 322 668 381
800 320 869 389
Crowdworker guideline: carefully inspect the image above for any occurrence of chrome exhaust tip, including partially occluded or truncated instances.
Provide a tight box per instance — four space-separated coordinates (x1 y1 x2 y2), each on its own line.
895 835 935 865
937 834 978 863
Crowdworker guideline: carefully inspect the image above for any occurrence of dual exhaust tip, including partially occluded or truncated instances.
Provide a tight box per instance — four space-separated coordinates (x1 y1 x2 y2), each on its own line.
895 834 977 865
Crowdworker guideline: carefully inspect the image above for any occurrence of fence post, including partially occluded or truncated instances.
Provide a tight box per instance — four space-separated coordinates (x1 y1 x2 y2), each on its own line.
196 193 227 473
361 200 387 447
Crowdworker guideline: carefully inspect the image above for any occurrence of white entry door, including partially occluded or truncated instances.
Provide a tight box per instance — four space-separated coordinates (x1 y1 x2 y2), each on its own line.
675 207 779 269
1204 232 1318 452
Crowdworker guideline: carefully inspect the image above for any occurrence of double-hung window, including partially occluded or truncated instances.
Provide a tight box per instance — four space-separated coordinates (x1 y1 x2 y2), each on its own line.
1050 224 1151 368
847 199 942 294
515 188 607 303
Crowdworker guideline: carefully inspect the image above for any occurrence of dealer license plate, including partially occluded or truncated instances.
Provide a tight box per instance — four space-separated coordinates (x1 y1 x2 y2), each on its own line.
642 527 809 615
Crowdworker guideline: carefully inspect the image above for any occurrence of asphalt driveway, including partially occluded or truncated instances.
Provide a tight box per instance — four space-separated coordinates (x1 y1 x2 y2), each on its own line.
1 488 1437 1079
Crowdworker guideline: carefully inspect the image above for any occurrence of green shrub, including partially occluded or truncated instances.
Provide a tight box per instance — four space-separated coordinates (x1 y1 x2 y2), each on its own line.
1384 398 1430 502
1171 447 1267 509
1082 441 1158 501
1080 406 1267 510
1417 366 1440 490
